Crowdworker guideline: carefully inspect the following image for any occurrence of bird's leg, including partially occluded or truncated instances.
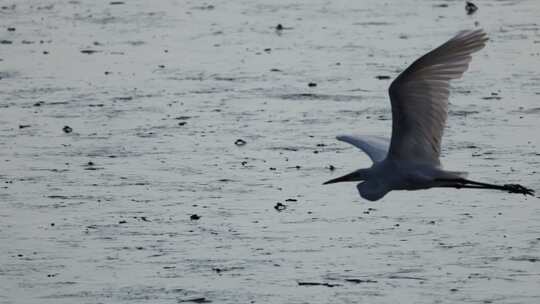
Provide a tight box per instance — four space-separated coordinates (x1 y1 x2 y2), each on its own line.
436 178 535 196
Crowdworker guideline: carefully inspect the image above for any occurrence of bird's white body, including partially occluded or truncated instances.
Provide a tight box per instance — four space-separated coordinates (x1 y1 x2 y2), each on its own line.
324 29 534 200
333 135 466 201
351 160 466 201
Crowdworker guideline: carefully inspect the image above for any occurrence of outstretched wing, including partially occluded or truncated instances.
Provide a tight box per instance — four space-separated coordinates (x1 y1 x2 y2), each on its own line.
388 29 488 165
337 135 390 163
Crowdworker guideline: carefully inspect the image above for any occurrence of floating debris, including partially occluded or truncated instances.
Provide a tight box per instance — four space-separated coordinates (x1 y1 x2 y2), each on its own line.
113 96 133 102
19 124 31 129
375 75 391 80
190 214 201 221
178 297 211 303
63 125 73 133
274 202 286 211
466 1 478 15
308 82 317 87
345 278 378 284
298 282 341 287
80 49 100 54
234 139 246 146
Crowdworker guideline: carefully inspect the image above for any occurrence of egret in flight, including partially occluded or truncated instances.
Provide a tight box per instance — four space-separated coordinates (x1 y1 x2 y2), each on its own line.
324 29 534 201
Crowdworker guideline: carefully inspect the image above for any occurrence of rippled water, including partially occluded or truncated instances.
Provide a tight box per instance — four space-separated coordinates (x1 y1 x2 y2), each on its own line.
1 0 539 303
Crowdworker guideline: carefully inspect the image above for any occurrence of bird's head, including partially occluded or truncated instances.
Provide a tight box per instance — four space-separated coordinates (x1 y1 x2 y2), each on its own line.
323 168 369 185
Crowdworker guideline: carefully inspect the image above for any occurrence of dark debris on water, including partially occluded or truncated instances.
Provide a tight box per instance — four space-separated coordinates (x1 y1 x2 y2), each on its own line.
178 297 211 303
274 202 286 211
466 1 478 15
345 278 378 284
234 139 246 146
80 49 100 54
298 282 341 287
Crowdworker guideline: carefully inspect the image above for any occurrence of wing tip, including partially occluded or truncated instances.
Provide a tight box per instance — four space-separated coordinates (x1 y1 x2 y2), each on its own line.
455 28 489 44
336 135 347 141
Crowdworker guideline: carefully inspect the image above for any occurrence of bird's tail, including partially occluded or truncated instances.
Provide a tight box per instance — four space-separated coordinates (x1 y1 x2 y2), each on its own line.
444 170 469 179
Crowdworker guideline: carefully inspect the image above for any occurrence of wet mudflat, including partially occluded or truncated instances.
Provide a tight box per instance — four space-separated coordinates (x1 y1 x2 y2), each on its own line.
1 0 540 303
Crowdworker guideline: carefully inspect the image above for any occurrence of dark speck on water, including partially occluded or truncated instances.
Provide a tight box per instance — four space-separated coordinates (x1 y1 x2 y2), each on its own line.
466 1 478 15
376 75 391 80
345 278 378 284
274 202 286 211
190 214 201 221
298 282 341 287
178 297 211 303
80 49 99 54
234 139 246 146
308 82 317 87
63 125 73 133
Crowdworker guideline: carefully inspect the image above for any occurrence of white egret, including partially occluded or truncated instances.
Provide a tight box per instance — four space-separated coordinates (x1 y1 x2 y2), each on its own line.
324 29 534 201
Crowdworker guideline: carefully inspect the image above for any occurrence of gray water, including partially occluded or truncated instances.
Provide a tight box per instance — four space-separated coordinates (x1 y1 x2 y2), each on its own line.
1 0 539 303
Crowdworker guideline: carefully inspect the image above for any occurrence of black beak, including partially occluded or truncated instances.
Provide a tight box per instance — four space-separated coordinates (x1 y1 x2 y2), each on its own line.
323 171 360 185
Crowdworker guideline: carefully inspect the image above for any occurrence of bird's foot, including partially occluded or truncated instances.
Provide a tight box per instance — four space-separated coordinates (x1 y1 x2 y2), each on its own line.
503 184 535 196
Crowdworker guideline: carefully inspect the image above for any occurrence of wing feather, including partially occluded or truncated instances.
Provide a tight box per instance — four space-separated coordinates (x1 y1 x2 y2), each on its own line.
337 135 389 163
388 29 488 164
